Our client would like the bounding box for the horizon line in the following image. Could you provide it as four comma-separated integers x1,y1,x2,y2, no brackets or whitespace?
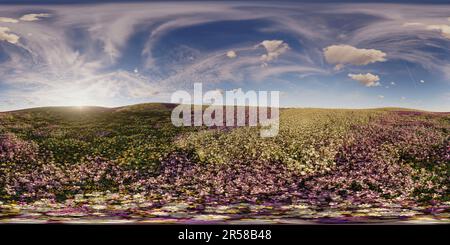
1,102,449,113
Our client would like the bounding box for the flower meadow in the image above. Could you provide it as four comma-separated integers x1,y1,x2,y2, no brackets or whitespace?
0,104,448,223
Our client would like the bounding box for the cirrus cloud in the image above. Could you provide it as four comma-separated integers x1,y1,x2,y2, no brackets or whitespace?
348,73,381,87
0,2,449,112
323,45,387,70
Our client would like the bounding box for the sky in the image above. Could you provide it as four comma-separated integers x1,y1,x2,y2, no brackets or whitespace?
0,1,449,111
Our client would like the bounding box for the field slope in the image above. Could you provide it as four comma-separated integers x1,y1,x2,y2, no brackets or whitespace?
0,104,449,223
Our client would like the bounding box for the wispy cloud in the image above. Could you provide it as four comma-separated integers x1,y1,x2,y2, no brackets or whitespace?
0,2,449,111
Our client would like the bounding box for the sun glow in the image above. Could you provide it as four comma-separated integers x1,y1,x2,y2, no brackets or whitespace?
53,88,98,107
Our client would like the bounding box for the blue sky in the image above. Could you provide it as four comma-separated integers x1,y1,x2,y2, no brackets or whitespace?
0,1,449,111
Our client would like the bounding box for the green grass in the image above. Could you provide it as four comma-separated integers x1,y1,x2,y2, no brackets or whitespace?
0,103,448,203
0,103,196,172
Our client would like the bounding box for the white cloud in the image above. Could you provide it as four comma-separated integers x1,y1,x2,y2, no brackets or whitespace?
378,95,384,99
324,45,386,70
403,22,450,40
0,17,18,23
0,26,19,44
258,40,290,64
20,13,51,22
390,81,396,85
0,2,449,111
426,24,450,39
226,50,237,58
348,73,381,87
420,79,425,83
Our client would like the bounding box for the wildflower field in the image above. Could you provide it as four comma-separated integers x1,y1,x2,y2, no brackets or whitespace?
0,104,448,224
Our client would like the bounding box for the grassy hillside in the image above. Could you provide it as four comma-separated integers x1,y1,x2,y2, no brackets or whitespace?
0,104,448,207
0,104,190,170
